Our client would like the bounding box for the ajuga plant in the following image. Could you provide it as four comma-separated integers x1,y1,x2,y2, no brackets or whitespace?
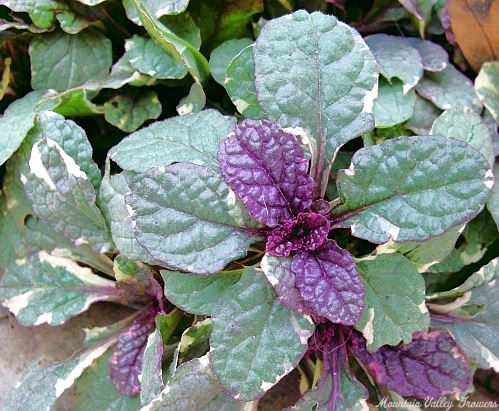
1,0,499,410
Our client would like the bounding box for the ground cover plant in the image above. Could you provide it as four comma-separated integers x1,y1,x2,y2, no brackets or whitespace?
1,0,498,409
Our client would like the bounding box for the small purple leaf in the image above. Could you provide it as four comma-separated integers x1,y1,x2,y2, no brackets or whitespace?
352,331,473,399
218,119,314,227
266,212,330,256
291,240,365,325
110,306,158,396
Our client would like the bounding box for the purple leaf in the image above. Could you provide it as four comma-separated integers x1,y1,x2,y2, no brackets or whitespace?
352,331,473,399
110,306,158,396
266,212,330,256
261,254,312,315
218,119,314,227
291,240,364,325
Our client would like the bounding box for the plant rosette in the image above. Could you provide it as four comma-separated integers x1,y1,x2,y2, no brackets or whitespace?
1,3,498,411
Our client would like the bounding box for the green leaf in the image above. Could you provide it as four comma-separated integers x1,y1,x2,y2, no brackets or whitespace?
487,164,499,230
126,163,260,274
365,33,423,88
124,0,189,25
188,0,263,51
126,0,210,83
145,355,244,411
430,106,494,166
56,10,91,34
475,61,499,124
176,82,206,115
104,91,162,132
376,225,462,273
355,254,429,350
441,258,499,371
161,270,242,315
99,168,154,263
254,10,378,167
23,138,110,253
2,339,115,411
109,110,236,173
0,251,117,326
210,268,314,401
30,29,112,91
405,95,441,135
0,0,65,29
160,13,202,49
156,310,183,343
140,329,164,407
225,44,265,119
0,90,45,166
373,78,416,128
72,348,140,411
416,65,482,113
40,88,100,117
125,35,188,79
74,0,108,4
332,136,494,243
209,38,253,85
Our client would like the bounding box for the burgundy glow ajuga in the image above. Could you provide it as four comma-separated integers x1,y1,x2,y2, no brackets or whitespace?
218,118,473,402
218,118,365,326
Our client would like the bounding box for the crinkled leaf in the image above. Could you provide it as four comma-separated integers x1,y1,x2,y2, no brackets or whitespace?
209,38,253,85
373,78,416,128
254,10,378,166
140,328,164,406
266,212,330,256
416,64,482,112
126,0,209,83
475,61,499,123
291,240,365,325
110,109,236,173
365,33,423,88
376,225,461,273
487,164,499,230
405,95,442,135
442,258,499,371
0,251,117,326
161,270,242,315
261,254,311,315
1,337,114,410
23,138,110,252
124,0,189,25
126,163,260,274
210,268,314,401
352,331,472,399
104,91,162,132
125,35,188,80
225,44,264,119
99,169,154,263
0,90,46,167
30,29,112,91
218,119,314,227
355,254,429,351
332,136,493,243
406,37,448,72
110,307,157,396
144,355,245,411
72,348,140,411
430,106,494,166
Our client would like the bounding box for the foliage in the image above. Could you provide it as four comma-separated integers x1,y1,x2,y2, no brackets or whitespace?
1,0,498,409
